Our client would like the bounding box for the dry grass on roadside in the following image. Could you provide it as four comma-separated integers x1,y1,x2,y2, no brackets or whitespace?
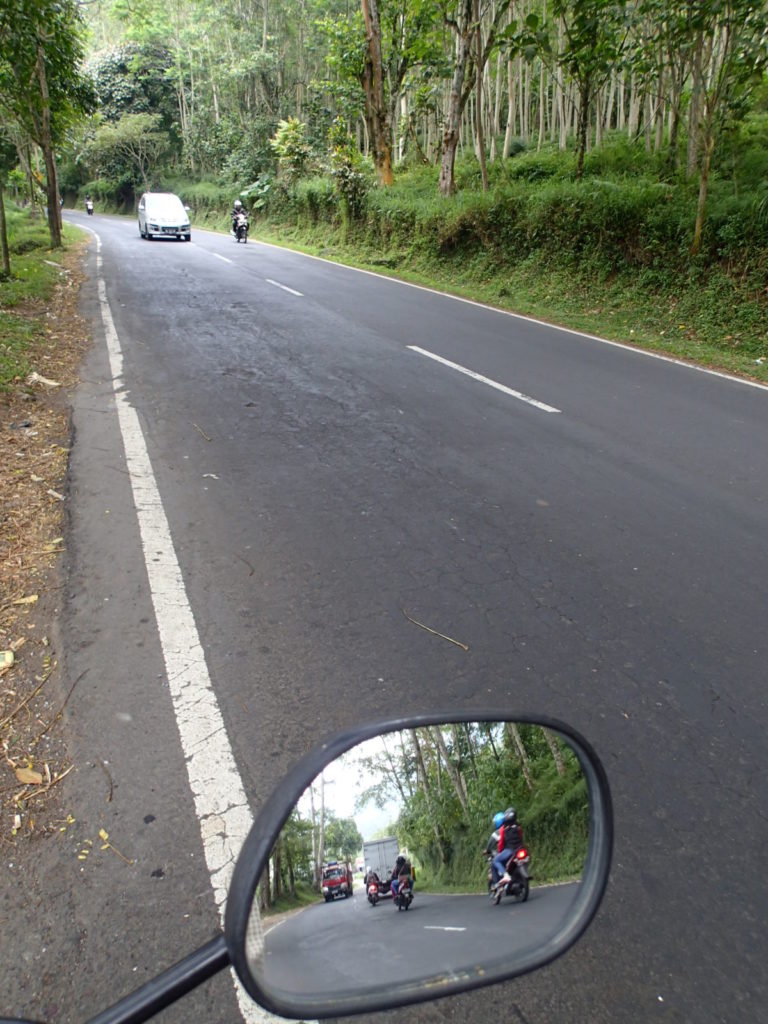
1,241,90,845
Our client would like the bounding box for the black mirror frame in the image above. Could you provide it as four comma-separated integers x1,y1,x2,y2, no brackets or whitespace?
225,712,613,1020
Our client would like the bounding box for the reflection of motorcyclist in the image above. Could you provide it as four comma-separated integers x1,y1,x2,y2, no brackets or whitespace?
489,808,524,886
390,853,414,897
483,822,502,886
364,867,380,887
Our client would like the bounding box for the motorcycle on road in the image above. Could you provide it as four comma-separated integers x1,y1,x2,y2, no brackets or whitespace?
489,846,532,904
233,211,248,242
394,878,414,911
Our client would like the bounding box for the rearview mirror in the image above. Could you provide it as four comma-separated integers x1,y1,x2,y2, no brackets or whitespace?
226,715,612,1019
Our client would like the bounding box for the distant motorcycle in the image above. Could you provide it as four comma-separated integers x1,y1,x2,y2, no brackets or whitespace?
394,879,413,911
85,199,94,216
233,211,248,243
367,880,380,906
489,847,531,904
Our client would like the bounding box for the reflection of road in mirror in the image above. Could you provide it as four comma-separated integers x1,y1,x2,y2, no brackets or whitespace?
254,883,580,999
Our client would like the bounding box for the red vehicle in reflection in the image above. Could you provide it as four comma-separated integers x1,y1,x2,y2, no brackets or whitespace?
321,861,354,902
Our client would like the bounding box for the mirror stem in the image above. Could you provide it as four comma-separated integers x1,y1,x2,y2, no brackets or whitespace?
84,935,229,1024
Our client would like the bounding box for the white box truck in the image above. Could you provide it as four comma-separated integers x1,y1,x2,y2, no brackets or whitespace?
362,837,399,880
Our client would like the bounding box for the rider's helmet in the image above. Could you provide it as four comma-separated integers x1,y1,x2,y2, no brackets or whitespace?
234,199,242,211
503,807,517,825
493,811,505,829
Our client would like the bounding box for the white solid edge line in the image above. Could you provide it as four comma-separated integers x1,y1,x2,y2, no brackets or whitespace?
409,345,561,414
248,237,768,394
265,278,303,296
93,233,298,1024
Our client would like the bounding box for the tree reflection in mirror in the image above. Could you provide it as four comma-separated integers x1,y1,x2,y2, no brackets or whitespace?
244,721,590,1007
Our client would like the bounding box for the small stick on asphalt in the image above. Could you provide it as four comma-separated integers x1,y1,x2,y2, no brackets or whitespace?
402,610,469,651
29,670,86,747
0,678,48,730
193,422,212,442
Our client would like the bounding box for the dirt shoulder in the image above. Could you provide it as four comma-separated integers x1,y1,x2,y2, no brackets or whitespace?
1,240,91,848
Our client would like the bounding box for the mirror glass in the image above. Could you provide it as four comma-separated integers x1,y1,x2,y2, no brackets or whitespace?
242,721,592,1011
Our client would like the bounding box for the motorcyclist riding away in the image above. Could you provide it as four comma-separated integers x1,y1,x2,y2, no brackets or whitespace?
364,866,380,887
389,853,414,897
484,808,524,886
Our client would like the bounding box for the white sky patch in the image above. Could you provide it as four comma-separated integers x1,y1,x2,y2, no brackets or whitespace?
296,734,400,844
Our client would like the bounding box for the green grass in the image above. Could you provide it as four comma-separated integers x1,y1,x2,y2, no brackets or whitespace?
261,881,323,917
0,206,86,392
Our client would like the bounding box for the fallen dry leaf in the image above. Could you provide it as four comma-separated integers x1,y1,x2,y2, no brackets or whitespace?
15,767,44,785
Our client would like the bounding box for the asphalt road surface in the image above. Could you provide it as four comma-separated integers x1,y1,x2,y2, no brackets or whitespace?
4,209,767,1024
258,885,579,1001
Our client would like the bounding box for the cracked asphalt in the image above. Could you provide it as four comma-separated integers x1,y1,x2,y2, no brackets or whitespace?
4,211,767,1024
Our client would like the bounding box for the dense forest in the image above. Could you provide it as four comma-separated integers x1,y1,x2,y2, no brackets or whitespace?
258,722,587,911
1,1,766,357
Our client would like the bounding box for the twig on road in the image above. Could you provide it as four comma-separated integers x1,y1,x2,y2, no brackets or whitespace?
402,609,469,651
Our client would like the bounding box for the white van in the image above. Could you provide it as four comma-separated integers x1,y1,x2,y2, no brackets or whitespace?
137,192,191,241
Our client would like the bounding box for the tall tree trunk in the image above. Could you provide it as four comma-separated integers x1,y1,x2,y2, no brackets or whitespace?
538,61,546,150
411,731,449,864
617,69,626,131
317,774,326,880
506,723,533,790
687,31,705,179
34,44,61,248
361,0,394,185
286,843,296,897
309,783,320,888
627,72,640,138
691,131,715,255
492,49,503,159
430,727,469,812
474,0,488,190
382,736,411,800
575,75,591,179
503,54,517,157
273,844,282,901
259,857,270,910
439,6,473,195
0,184,11,279
542,727,566,776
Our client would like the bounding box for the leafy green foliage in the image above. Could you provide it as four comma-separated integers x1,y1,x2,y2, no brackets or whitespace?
324,816,364,861
328,117,370,220
87,112,170,189
270,117,313,183
88,44,177,127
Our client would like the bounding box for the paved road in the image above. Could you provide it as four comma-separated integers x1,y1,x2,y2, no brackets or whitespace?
259,885,580,1001
4,209,767,1024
